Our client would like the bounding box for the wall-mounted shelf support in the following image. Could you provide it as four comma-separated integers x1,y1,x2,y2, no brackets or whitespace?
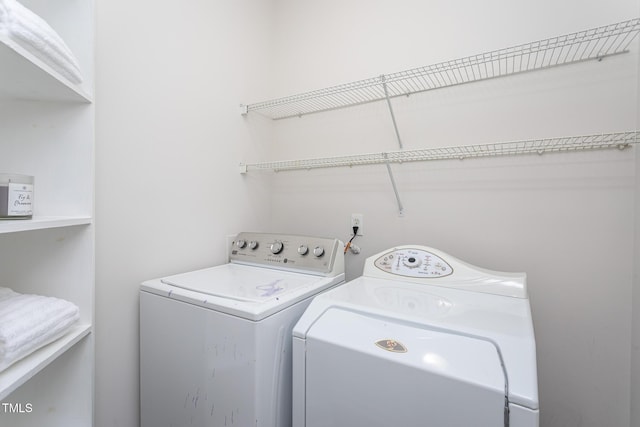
381,75,404,150
382,74,405,213
383,153,405,216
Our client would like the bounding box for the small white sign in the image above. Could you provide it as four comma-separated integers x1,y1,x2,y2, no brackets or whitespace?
8,182,33,216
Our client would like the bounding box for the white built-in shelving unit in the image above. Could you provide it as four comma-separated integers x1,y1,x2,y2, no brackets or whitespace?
0,0,94,425
240,18,640,213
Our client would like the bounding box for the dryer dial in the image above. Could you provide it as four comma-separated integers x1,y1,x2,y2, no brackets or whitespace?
403,256,422,269
313,246,325,257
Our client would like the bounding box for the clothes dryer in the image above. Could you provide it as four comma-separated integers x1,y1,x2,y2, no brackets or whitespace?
140,232,345,427
292,245,538,427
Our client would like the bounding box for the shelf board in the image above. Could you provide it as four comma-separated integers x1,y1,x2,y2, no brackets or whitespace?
240,131,640,173
0,216,92,234
242,18,640,120
0,36,92,103
0,324,91,400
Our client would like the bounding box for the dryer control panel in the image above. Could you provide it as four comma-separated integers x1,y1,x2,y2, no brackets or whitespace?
230,232,344,277
374,248,453,278
364,245,527,298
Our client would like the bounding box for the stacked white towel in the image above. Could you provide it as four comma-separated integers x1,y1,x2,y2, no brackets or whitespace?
0,2,7,30
0,286,79,373
0,0,83,84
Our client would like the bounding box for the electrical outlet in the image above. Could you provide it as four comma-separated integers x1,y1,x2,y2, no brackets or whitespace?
351,214,363,236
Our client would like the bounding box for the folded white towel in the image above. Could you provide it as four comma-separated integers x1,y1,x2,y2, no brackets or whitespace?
0,287,80,372
1,0,83,84
9,0,79,63
0,0,10,34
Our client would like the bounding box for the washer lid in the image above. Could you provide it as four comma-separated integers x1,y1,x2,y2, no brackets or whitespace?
141,263,344,320
161,264,320,302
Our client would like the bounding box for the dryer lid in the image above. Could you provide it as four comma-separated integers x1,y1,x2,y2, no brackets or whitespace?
293,276,539,410
303,307,509,427
306,307,507,395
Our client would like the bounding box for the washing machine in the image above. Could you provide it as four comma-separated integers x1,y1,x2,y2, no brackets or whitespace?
292,245,539,427
140,232,345,427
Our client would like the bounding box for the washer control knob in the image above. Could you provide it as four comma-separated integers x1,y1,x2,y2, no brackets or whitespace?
298,245,309,256
270,241,284,254
248,241,259,250
236,239,247,249
313,246,325,257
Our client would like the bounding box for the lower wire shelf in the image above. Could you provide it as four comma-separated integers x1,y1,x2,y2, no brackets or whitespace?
240,131,639,173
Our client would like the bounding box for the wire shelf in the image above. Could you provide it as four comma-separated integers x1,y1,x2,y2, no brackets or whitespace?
240,132,639,173
242,18,640,120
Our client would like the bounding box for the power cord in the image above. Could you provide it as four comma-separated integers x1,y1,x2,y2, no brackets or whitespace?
344,226,359,254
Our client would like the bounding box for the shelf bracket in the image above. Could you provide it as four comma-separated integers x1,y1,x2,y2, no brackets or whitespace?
381,75,403,150
383,153,404,216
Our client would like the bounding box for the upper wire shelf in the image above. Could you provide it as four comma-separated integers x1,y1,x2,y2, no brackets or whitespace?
241,18,640,120
239,132,639,173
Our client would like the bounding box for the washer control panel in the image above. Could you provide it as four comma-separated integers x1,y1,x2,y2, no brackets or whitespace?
230,232,343,276
373,248,453,278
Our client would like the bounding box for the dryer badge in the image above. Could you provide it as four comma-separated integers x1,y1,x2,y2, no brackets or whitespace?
375,339,407,353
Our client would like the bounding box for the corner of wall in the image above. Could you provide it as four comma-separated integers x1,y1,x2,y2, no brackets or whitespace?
632,22,640,427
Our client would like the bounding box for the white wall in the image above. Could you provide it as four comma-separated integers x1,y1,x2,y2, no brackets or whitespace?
261,1,639,426
94,1,275,426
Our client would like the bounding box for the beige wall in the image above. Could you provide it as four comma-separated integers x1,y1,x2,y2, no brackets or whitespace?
94,1,275,425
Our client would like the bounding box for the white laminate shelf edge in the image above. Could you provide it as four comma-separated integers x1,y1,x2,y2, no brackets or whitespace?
0,217,93,234
241,18,640,120
0,324,92,400
0,36,92,103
